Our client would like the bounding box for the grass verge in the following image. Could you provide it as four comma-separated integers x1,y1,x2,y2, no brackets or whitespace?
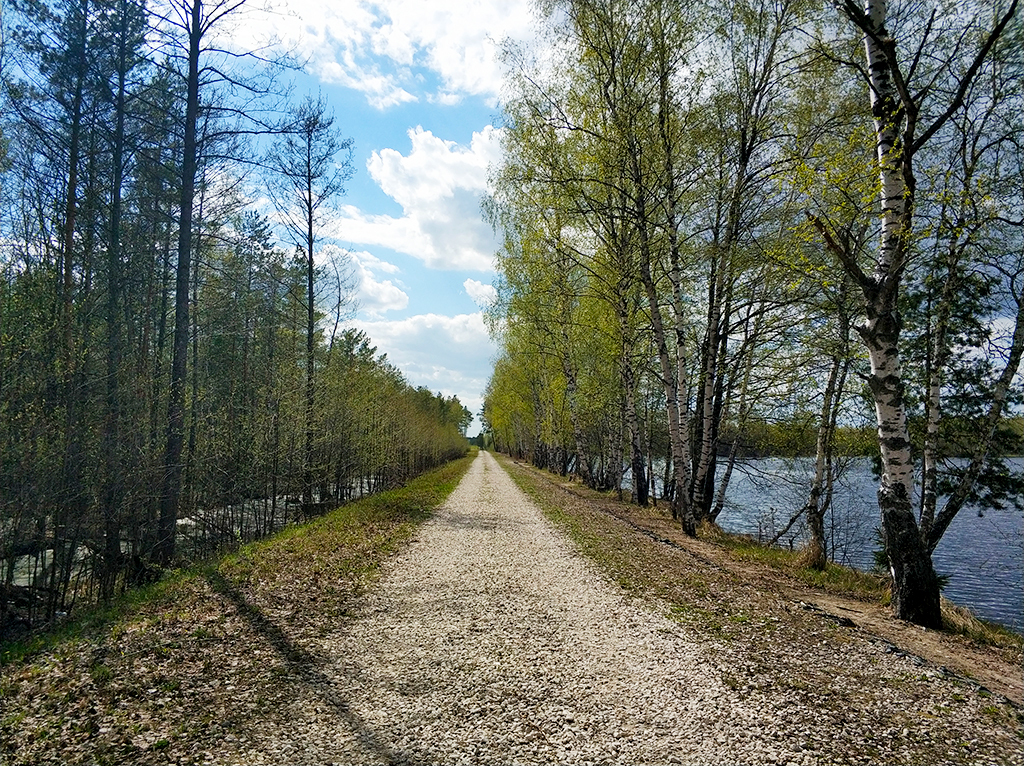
697,521,1022,650
2,450,475,667
498,454,1021,652
493,453,744,632
496,454,1024,766
695,520,889,602
217,448,475,591
2,451,475,766
940,597,1024,649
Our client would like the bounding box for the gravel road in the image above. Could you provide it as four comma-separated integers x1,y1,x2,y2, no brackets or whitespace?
236,450,1022,765
240,450,760,764
3,451,1018,765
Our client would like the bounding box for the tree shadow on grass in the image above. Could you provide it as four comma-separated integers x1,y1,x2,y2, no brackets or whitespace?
205,570,403,763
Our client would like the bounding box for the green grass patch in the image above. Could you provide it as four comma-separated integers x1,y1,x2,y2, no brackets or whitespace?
1,568,198,667
218,450,474,592
667,603,725,634
699,521,1022,650
697,521,889,602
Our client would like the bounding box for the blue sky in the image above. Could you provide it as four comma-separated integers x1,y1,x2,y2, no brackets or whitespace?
235,0,540,435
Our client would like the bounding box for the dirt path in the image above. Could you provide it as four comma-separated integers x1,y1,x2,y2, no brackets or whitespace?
234,450,753,763
230,451,1022,765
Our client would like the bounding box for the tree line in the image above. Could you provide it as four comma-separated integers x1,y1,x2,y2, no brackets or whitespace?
482,0,1022,627
0,0,471,638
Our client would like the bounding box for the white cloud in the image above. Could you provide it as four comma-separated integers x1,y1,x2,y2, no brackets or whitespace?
429,91,464,106
368,126,501,208
464,278,497,307
355,250,401,275
217,2,414,108
332,126,502,271
333,204,430,258
351,250,408,315
318,61,418,110
353,312,496,433
238,0,535,109
358,312,493,367
374,0,535,102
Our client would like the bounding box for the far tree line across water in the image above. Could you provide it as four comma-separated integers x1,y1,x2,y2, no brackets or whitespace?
719,417,1024,461
483,0,1023,629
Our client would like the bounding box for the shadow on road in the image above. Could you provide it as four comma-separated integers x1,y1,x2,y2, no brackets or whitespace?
205,570,403,763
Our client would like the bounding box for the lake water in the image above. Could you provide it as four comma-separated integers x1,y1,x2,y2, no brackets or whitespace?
713,457,1023,633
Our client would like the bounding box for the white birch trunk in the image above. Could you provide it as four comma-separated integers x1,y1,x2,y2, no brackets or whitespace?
632,136,695,529
672,281,694,526
853,0,940,627
639,251,695,532
693,128,748,518
652,32,696,534
692,248,727,516
803,353,844,570
619,316,649,507
862,0,914,497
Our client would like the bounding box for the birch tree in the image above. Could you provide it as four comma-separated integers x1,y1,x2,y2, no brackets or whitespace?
818,0,1020,626
558,0,698,519
494,23,645,497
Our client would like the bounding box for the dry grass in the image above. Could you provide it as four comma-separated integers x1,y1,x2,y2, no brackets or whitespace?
696,520,890,603
941,596,1024,650
0,452,476,766
504,458,1021,653
700,522,1021,650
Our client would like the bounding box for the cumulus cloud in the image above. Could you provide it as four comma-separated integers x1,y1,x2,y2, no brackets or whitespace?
350,251,408,315
332,205,429,257
235,0,535,109
429,91,464,106
332,126,502,271
353,312,496,432
358,312,492,368
368,126,502,209
370,0,535,102
318,61,418,110
464,278,497,307
355,251,401,275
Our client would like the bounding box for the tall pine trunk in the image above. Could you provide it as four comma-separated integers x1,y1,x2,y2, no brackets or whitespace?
304,224,315,508
156,0,201,566
100,19,130,598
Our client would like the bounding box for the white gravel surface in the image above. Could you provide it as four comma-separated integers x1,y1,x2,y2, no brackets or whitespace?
240,450,759,764
234,451,1022,766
